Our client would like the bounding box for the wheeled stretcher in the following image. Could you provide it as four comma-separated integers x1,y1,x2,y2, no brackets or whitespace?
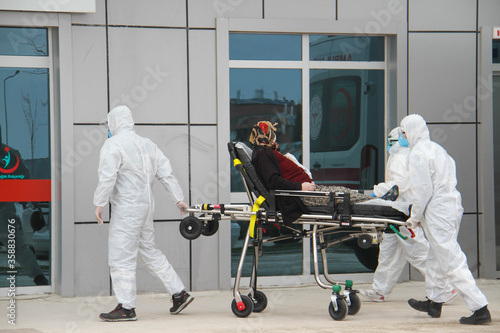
179,142,412,320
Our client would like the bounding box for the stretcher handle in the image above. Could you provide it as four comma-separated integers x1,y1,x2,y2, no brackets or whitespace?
389,224,408,240
249,196,266,238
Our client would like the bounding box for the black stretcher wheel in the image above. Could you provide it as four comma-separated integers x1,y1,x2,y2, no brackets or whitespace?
347,293,361,315
328,298,348,321
231,295,254,318
202,218,219,236
357,234,373,249
179,216,203,240
250,290,268,313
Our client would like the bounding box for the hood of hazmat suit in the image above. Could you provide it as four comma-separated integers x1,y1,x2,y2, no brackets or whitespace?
400,114,463,224
373,127,411,201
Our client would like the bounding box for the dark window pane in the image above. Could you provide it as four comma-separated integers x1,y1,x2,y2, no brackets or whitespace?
310,35,384,62
493,75,500,271
310,69,384,190
230,34,302,60
0,67,51,287
0,27,48,56
493,40,500,64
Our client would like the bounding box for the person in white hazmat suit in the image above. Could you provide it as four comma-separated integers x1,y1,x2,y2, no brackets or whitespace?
93,105,193,322
360,128,455,302
401,114,491,325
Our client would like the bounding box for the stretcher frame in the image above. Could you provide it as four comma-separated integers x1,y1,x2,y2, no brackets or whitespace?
179,142,409,320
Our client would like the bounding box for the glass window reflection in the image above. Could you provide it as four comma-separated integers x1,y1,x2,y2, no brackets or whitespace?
230,34,302,61
0,67,51,287
230,68,302,192
230,68,303,277
310,35,384,62
309,69,384,190
0,27,48,56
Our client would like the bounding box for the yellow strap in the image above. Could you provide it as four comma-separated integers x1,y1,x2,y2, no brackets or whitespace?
249,196,266,238
233,159,242,167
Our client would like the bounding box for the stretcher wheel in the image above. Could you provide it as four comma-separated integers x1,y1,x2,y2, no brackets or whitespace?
202,219,219,236
179,216,203,240
357,234,373,249
231,295,254,318
328,298,348,321
347,293,361,315
249,290,268,313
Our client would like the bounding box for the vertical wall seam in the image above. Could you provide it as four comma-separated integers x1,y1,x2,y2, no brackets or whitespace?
186,0,193,291
406,0,410,116
475,0,481,277
104,0,113,296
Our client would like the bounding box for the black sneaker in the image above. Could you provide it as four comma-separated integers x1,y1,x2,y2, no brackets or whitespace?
459,305,492,325
408,298,442,318
381,185,399,201
170,290,194,314
99,304,137,322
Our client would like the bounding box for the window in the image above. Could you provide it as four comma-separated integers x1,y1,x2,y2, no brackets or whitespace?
229,33,387,277
0,27,52,288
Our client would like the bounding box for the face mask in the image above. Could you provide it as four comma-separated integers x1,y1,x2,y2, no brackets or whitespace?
398,134,409,147
104,121,112,138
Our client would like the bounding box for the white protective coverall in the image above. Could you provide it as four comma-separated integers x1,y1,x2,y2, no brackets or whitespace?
370,128,432,298
401,114,488,310
93,105,185,310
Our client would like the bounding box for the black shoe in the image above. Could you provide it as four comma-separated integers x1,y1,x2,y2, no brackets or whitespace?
170,290,194,314
459,305,492,325
99,304,137,322
408,298,442,318
34,274,49,286
381,185,399,201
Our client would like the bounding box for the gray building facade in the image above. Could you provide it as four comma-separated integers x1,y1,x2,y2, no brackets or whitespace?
0,0,499,298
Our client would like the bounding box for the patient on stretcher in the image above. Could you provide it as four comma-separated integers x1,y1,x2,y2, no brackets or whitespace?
247,121,399,223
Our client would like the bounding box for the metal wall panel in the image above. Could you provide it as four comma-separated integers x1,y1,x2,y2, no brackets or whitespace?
107,0,186,27
427,123,477,214
338,0,406,23
478,0,500,26
71,0,106,25
108,27,188,124
72,26,108,124
189,30,217,124
265,0,335,20
73,125,108,223
74,224,110,296
188,0,262,29
408,33,476,123
135,125,190,220
409,0,476,31
190,126,220,290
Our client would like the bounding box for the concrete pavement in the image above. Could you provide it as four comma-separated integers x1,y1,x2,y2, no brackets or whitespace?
1,280,499,333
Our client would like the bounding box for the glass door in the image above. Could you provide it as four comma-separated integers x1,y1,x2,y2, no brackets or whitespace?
0,27,52,289
494,73,500,273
